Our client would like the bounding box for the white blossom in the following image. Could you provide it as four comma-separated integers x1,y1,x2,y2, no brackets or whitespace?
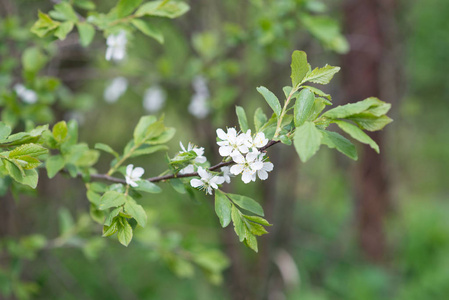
125,164,144,187
216,128,252,157
103,77,128,103
143,86,166,113
188,75,210,119
252,132,269,149
252,153,274,181
221,166,233,183
230,151,264,184
105,30,127,62
179,164,195,175
190,167,225,195
14,84,38,104
179,142,207,164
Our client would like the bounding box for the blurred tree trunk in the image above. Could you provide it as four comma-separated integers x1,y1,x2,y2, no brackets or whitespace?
342,0,397,262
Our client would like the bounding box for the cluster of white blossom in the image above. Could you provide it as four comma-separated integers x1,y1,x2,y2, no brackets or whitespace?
103,77,128,103
14,84,38,104
190,167,225,195
216,128,273,184
105,30,127,62
188,76,210,119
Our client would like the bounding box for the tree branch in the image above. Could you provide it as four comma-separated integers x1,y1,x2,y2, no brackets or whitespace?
89,140,281,184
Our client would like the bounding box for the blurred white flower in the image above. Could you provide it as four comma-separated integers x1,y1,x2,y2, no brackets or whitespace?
125,164,144,187
188,75,210,119
230,151,263,184
104,77,128,103
179,164,195,174
143,86,166,113
252,132,269,149
105,30,127,62
14,84,38,104
190,167,225,195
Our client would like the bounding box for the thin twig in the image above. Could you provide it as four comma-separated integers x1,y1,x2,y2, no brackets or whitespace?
88,140,281,184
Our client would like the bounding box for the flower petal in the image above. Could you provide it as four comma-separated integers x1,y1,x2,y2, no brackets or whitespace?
217,128,227,140
132,167,145,178
190,178,203,188
230,164,244,175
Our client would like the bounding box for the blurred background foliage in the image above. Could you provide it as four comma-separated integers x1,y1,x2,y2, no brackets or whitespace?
0,0,448,299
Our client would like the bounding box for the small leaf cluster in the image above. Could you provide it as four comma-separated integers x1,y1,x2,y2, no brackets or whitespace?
0,122,48,189
215,190,271,252
31,0,190,45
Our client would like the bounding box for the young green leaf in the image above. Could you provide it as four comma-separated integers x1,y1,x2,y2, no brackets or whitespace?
304,65,340,85
0,122,11,140
303,86,331,100
52,2,78,22
53,121,68,143
231,205,245,242
246,221,268,236
293,121,322,162
347,114,393,131
215,190,232,228
99,191,127,210
290,50,309,87
131,19,164,44
76,23,95,47
46,155,65,178
254,107,268,132
54,21,74,40
117,218,133,247
294,89,315,127
320,130,358,160
134,180,162,193
116,0,143,18
9,143,48,158
235,106,249,133
244,231,258,252
323,97,386,119
135,1,190,18
227,194,264,216
124,197,147,227
243,215,272,226
256,86,282,117
104,207,121,227
95,143,119,158
103,219,119,237
334,120,379,153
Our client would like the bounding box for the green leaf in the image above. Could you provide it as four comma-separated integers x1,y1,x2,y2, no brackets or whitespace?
215,190,232,228
304,65,340,85
246,221,268,236
22,47,48,73
323,97,387,119
320,130,358,160
0,122,12,140
347,114,393,131
46,155,65,178
54,21,74,40
53,121,68,143
231,205,245,242
170,178,186,194
95,143,119,158
129,145,168,158
4,160,39,188
235,106,249,133
133,116,165,144
86,190,101,206
146,127,175,145
243,215,272,226
136,1,190,18
294,88,315,127
227,194,264,216
99,191,126,210
308,98,327,121
117,218,133,246
103,219,119,237
293,121,322,162
334,120,379,153
290,50,309,87
134,180,162,193
116,0,143,17
244,232,258,252
76,22,95,47
9,143,48,158
254,108,268,132
131,19,164,43
31,11,60,38
52,2,78,22
303,86,331,100
104,207,121,226
74,0,96,10
124,197,147,227
256,86,282,117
